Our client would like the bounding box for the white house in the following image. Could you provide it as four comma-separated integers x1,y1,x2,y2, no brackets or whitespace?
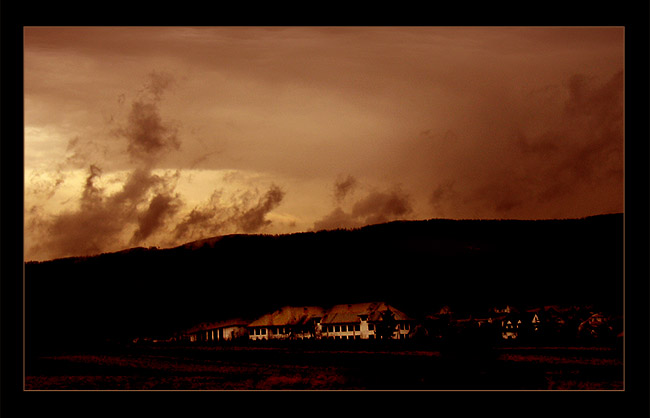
320,302,413,340
247,306,326,341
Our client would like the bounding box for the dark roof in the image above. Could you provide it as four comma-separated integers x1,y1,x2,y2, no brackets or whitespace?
248,306,325,327
184,318,251,334
320,302,412,324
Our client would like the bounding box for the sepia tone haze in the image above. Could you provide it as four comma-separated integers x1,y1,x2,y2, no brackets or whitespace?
23,26,624,261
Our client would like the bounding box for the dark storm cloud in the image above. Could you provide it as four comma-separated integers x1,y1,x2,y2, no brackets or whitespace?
171,198,225,243
351,188,412,225
25,72,189,260
113,168,167,204
111,71,180,164
427,70,624,218
57,71,179,171
81,164,103,205
234,185,285,233
312,207,359,231
171,184,286,243
333,175,358,204
526,70,623,204
28,165,137,259
119,100,180,162
24,28,624,260
131,192,182,245
25,67,293,260
314,183,413,231
26,165,185,260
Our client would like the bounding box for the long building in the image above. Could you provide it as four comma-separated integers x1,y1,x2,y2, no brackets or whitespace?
320,302,413,340
182,318,251,343
247,306,325,341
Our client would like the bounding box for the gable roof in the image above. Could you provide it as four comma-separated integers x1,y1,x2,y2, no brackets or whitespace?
320,302,412,324
248,306,326,327
184,318,251,334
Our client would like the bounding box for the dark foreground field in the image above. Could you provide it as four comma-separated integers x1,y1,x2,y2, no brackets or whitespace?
25,343,623,391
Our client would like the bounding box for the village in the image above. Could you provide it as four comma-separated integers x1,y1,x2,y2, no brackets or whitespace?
137,301,623,347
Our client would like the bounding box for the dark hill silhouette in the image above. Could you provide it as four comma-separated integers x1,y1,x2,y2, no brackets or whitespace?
24,214,623,355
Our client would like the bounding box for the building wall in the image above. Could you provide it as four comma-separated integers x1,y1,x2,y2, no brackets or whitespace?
321,319,412,340
249,327,269,340
322,318,375,340
187,325,247,342
396,322,411,339
249,324,321,340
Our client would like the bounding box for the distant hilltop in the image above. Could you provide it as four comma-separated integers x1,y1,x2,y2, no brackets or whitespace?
26,213,623,263
24,214,623,354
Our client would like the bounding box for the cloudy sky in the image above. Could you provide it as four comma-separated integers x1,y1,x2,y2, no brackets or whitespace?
24,26,624,261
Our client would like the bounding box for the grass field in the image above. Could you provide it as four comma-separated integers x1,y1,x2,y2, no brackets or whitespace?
24,343,623,391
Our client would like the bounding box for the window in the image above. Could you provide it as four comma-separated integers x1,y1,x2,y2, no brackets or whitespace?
342,325,347,332
354,325,360,332
262,328,267,335
335,325,340,333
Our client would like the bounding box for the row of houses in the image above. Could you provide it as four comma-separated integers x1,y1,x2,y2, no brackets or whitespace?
420,304,621,342
175,302,412,344
162,302,620,345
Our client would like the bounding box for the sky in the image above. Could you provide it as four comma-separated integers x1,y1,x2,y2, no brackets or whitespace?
24,26,625,261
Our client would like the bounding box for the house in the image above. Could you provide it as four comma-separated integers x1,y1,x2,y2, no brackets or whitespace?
183,318,251,343
499,310,552,340
523,308,544,333
578,312,614,339
501,314,523,340
319,302,413,340
247,306,326,341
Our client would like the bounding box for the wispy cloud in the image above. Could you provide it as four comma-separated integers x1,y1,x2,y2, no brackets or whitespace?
314,178,412,231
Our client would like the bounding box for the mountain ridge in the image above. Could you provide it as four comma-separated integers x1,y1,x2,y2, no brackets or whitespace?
26,213,623,264
24,213,624,354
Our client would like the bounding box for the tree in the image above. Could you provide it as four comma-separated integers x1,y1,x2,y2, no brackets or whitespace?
374,308,397,340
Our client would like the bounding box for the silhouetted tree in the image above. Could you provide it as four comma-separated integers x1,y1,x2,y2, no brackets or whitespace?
374,308,397,340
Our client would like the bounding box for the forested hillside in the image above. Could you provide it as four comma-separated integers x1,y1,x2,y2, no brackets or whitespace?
25,214,623,354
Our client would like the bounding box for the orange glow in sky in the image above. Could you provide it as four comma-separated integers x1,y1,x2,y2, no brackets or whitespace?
24,27,624,261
